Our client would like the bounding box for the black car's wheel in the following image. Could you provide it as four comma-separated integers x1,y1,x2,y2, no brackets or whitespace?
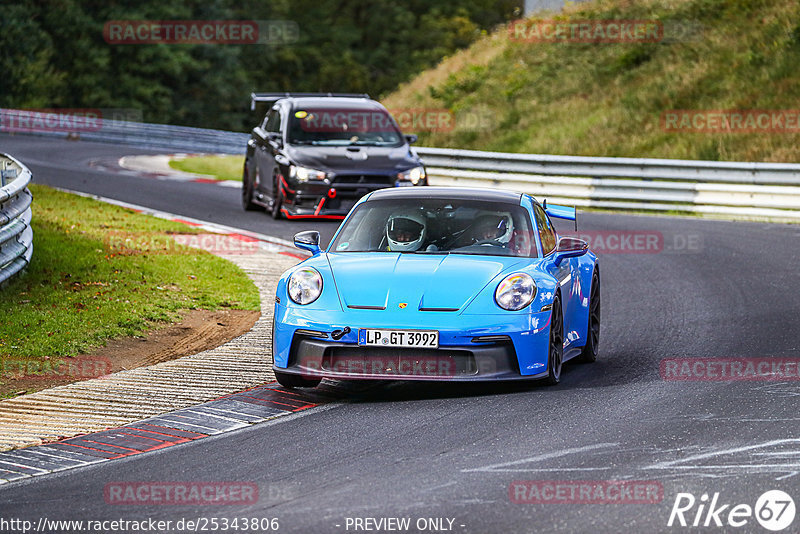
270,175,283,219
578,269,600,363
274,369,321,389
545,294,563,385
242,164,259,211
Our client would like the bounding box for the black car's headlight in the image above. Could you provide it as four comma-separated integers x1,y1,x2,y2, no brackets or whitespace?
288,267,323,305
397,166,426,185
495,273,536,311
290,165,327,182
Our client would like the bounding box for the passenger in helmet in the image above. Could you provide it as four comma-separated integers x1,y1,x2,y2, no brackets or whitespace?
472,214,510,244
386,212,426,252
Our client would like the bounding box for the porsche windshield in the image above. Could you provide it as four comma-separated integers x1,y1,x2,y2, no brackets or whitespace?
330,198,538,257
288,107,404,146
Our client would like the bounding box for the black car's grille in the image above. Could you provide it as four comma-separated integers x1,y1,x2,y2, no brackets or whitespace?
332,174,395,185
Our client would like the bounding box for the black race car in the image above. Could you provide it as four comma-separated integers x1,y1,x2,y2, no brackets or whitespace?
243,93,427,219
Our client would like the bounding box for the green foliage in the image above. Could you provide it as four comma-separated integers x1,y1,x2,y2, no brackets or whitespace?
385,0,800,162
0,0,519,131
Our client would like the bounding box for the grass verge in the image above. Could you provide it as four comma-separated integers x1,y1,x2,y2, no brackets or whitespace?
0,185,259,386
169,155,244,181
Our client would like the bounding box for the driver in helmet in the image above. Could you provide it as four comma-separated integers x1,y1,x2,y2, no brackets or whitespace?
386,211,426,252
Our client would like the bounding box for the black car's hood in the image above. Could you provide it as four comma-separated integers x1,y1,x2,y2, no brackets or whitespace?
285,144,420,174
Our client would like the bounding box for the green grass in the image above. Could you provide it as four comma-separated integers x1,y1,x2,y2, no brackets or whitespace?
383,0,800,162
169,155,244,181
0,185,259,369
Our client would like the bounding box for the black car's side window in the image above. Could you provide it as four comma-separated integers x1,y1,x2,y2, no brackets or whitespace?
265,107,282,134
533,204,557,255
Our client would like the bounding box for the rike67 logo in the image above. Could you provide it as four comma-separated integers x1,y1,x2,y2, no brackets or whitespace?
668,490,795,531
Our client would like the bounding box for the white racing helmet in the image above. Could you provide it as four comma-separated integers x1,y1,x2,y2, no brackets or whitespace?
473,213,513,244
386,211,426,252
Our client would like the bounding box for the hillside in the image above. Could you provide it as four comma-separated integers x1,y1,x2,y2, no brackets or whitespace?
382,0,800,162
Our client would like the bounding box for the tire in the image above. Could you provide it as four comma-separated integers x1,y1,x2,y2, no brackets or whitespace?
578,269,600,363
274,369,321,389
544,294,563,385
270,175,283,219
242,164,259,211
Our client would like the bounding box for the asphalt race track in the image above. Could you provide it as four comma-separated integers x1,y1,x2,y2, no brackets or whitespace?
1,133,799,533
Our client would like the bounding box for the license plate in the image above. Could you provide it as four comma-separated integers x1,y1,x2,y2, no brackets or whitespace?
359,329,439,348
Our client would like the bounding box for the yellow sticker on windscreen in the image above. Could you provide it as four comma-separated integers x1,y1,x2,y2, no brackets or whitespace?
295,111,308,118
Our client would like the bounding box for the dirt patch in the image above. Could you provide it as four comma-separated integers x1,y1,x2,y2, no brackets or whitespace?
1,309,260,398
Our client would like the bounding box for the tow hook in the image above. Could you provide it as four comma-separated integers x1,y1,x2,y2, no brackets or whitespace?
331,326,351,340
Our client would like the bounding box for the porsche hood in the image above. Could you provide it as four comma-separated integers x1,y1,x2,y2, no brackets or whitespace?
326,253,524,312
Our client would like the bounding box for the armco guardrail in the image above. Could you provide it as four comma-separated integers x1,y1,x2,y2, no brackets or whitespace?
0,108,247,154
0,154,33,284
2,107,799,219
415,147,800,220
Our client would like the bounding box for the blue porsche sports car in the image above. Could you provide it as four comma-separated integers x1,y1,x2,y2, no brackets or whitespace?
271,187,600,388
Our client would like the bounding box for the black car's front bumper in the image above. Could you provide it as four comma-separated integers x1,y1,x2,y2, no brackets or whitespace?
279,173,426,219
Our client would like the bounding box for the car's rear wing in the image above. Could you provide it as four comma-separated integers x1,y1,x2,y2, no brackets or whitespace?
250,92,371,110
543,201,578,230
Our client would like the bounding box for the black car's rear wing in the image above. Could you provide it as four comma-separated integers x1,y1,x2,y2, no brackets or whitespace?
250,92,371,110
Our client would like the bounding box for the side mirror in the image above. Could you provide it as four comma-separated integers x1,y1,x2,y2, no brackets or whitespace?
252,127,267,141
405,134,418,145
553,237,588,267
294,230,321,255
267,132,283,148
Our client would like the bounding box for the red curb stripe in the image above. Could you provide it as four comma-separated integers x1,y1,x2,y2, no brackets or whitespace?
132,423,208,440
236,395,307,410
80,439,141,453
58,442,126,458
119,428,191,443
171,218,203,227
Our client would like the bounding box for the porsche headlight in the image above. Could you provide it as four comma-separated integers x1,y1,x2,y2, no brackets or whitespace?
397,166,426,185
495,273,536,311
288,267,323,305
290,165,327,182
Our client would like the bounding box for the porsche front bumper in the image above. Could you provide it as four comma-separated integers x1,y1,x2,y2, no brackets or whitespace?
272,305,553,382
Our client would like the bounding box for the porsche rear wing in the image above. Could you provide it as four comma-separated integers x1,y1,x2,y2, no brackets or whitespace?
543,201,578,230
250,92,371,110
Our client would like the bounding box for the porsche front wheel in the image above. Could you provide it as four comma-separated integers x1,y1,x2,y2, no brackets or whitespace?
578,269,600,363
274,370,321,389
545,294,563,386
